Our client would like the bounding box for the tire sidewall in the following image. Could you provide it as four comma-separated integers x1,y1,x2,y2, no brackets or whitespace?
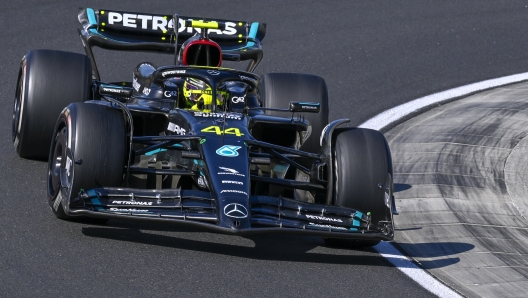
333,128,392,225
13,50,92,160
47,103,126,219
13,57,28,154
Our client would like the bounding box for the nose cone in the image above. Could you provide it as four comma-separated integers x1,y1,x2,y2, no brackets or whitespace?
219,198,251,230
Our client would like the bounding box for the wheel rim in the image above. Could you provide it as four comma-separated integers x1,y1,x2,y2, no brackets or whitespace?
48,127,67,199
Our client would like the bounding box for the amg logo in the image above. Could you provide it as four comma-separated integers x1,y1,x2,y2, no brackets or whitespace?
107,12,237,35
167,123,186,135
112,200,153,206
305,214,343,223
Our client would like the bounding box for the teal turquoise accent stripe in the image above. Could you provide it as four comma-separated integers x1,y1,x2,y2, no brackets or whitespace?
145,144,182,155
86,8,97,25
87,189,103,210
86,8,98,34
146,148,167,156
90,198,103,211
247,22,259,47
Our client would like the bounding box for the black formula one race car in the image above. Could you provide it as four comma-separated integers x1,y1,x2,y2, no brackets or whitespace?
12,8,396,247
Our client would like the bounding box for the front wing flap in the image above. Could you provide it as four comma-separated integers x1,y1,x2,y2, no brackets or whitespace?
68,187,393,241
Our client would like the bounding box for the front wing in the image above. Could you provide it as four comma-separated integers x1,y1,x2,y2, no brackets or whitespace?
67,187,394,241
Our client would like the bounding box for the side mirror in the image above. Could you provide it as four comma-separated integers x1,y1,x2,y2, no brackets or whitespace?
289,101,320,113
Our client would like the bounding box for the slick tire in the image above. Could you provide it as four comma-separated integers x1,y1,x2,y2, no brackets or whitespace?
324,128,393,248
47,103,126,220
12,50,92,160
259,73,329,161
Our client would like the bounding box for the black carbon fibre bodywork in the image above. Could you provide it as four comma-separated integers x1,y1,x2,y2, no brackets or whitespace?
45,8,394,241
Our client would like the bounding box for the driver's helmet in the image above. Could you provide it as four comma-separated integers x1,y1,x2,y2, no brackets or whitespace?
183,78,225,111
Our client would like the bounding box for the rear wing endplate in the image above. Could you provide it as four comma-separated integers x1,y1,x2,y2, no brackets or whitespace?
78,8,266,80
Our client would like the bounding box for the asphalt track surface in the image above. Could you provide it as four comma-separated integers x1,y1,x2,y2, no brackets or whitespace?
2,1,528,297
384,81,528,297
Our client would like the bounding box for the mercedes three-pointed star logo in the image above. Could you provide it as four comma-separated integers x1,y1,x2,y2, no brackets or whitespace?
224,203,248,218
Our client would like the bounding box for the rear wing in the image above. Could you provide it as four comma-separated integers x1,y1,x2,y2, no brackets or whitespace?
78,8,266,80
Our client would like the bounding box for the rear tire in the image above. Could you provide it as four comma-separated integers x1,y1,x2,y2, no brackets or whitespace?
12,50,92,160
324,128,393,248
259,73,329,201
47,103,126,220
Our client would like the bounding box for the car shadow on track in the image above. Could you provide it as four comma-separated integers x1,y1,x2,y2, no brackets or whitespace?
80,222,471,269
394,183,412,192
393,241,474,269
81,225,392,266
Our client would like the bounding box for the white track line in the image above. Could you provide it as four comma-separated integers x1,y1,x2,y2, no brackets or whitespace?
359,72,528,131
374,242,463,298
360,72,528,297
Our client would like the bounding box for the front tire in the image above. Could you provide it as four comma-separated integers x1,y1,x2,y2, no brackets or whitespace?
12,50,92,160
47,103,126,220
325,128,393,248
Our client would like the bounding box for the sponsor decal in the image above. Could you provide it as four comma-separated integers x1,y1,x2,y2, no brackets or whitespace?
187,80,205,89
106,12,238,35
161,69,186,77
216,145,241,157
167,123,186,135
53,191,62,211
132,78,140,91
164,90,178,97
201,126,244,137
305,214,343,223
308,223,347,230
109,208,149,213
193,112,242,120
222,180,243,185
207,70,220,75
221,189,248,195
223,203,248,218
231,96,245,103
301,105,318,110
218,167,245,177
142,87,151,96
102,87,128,94
66,156,73,177
239,75,257,84
111,200,153,206
197,176,208,188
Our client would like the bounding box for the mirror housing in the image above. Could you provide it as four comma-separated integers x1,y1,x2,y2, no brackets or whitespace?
289,102,320,113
